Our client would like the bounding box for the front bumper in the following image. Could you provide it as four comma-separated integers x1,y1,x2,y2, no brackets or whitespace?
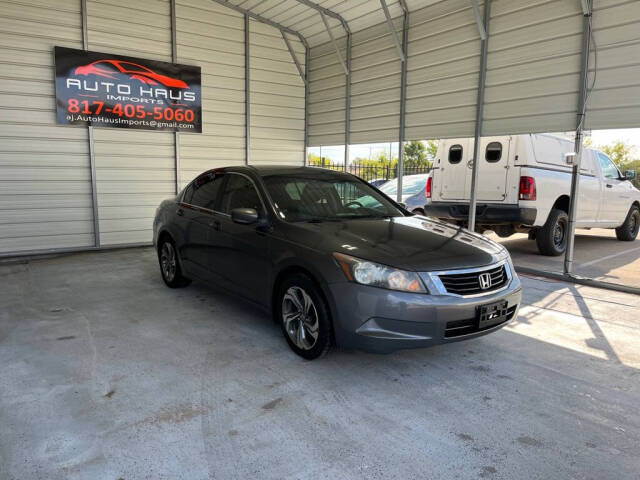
425,202,536,225
327,274,522,354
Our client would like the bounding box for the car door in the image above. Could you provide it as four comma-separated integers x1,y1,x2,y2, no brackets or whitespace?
180,171,225,280
213,173,272,305
596,152,630,225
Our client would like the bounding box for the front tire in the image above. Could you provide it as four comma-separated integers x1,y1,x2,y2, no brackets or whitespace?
276,274,331,360
158,237,191,288
615,205,640,241
536,208,569,256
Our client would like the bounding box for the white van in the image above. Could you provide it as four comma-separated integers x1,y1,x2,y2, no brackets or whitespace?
425,134,640,256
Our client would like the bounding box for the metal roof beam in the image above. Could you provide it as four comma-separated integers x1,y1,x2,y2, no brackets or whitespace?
281,31,307,86
209,0,309,48
470,0,487,40
293,0,350,33
380,0,405,62
320,11,348,76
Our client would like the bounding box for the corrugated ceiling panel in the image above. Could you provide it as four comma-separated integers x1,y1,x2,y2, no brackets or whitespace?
404,0,481,140
585,0,640,130
0,0,94,254
176,0,246,187
349,17,403,144
250,20,305,165
88,0,175,246
482,0,582,135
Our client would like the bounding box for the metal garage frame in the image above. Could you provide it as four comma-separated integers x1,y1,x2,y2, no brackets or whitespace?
1,0,638,295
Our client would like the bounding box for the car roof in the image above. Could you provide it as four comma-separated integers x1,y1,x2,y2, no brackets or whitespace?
209,165,356,179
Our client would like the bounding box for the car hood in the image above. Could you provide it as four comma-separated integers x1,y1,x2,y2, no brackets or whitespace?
286,216,507,271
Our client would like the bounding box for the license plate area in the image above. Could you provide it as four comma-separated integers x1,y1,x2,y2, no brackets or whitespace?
477,300,509,329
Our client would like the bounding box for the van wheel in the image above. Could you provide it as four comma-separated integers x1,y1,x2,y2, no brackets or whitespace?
615,205,640,241
536,209,568,256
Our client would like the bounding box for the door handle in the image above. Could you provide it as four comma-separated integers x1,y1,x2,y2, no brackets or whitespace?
606,184,613,188
210,220,221,231
176,207,184,216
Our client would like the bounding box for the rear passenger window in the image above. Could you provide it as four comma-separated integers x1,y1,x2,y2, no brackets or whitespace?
448,144,463,164
486,142,502,162
191,173,224,210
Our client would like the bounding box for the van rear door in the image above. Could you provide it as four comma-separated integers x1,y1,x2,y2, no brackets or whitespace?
438,139,472,200
473,137,511,201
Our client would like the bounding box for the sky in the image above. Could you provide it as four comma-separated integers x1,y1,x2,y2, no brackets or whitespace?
309,129,640,164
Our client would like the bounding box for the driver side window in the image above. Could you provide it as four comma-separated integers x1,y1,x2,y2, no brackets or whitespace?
220,174,263,214
598,153,620,180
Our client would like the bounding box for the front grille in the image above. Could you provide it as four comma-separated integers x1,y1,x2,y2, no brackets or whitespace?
445,304,517,338
438,264,508,296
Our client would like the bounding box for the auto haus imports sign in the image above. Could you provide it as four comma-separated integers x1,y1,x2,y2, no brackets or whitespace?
54,47,202,132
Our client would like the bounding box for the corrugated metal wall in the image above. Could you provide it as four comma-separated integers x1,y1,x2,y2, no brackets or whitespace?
86,0,176,246
249,20,305,165
308,38,347,147
0,0,94,254
175,0,246,188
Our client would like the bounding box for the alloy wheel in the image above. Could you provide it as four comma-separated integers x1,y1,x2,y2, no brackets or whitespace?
282,286,319,350
160,242,177,283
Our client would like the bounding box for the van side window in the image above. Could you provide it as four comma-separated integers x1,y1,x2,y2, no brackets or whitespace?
448,144,463,164
486,142,502,162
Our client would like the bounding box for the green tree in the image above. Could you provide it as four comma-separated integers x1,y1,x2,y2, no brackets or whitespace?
403,140,438,167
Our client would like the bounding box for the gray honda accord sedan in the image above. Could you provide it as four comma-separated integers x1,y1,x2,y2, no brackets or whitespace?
153,166,522,360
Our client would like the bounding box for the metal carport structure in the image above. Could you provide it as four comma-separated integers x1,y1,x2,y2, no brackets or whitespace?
208,0,640,291
1,0,640,292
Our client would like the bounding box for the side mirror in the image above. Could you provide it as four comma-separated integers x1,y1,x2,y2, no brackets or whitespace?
231,207,259,225
624,170,637,180
565,152,577,165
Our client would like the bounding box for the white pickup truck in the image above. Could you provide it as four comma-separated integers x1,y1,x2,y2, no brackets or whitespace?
424,134,640,256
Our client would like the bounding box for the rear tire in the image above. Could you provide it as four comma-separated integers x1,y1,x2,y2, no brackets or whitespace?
276,274,331,360
158,237,191,288
615,205,640,241
536,208,568,256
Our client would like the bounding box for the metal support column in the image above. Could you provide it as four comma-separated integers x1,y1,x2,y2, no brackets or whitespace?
304,45,310,165
468,0,491,232
245,13,250,165
396,1,409,203
344,31,351,172
564,0,593,274
81,0,100,248
170,0,180,193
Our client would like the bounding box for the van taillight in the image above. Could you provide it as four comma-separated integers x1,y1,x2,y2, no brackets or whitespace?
426,176,432,199
519,176,536,200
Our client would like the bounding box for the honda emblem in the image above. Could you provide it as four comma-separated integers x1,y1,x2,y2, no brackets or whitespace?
478,272,492,290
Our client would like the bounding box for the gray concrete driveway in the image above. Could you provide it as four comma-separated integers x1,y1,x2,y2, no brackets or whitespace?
1,248,639,480
489,228,640,289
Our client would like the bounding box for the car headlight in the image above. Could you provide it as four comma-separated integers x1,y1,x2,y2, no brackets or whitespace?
333,252,427,293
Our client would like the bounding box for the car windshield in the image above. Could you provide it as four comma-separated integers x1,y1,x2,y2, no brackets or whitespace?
380,176,428,196
263,174,403,222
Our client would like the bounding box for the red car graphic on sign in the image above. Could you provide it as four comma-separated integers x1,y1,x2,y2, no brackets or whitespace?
74,60,189,88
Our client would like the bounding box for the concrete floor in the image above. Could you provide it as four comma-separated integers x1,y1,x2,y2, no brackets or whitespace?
489,228,640,289
1,248,639,480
